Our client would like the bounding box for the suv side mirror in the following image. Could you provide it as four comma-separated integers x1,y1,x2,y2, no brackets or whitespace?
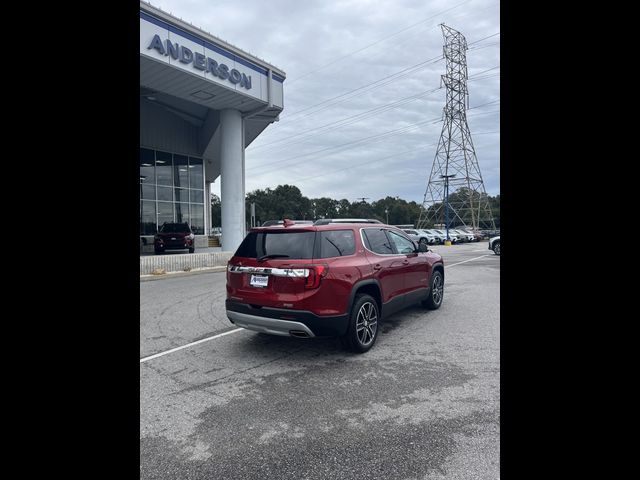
418,242,429,252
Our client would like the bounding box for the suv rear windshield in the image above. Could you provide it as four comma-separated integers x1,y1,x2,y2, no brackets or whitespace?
235,231,316,259
159,223,191,233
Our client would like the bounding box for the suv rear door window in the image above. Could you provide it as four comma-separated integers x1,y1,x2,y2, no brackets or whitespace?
317,230,355,258
387,231,416,254
235,231,315,259
362,228,395,255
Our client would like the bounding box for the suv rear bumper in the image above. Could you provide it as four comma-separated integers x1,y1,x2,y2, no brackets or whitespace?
226,300,349,338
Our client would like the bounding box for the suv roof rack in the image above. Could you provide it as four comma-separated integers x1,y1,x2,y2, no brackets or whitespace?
313,218,383,225
261,220,314,227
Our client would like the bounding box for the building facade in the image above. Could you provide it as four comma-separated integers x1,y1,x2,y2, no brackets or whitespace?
139,1,285,251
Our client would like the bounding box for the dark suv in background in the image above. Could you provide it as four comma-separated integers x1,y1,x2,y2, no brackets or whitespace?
226,222,445,353
154,222,195,254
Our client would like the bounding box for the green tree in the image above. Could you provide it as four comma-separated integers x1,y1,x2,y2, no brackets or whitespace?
309,197,339,219
240,184,498,229
336,199,351,217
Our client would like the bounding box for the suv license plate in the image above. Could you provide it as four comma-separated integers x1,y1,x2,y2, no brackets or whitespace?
250,274,269,288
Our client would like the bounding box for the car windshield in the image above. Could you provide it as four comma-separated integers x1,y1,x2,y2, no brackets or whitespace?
160,223,190,233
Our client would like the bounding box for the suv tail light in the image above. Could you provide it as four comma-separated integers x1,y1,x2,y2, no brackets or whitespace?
305,265,328,289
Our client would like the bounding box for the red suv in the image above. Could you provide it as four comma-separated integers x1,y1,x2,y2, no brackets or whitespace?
226,222,445,353
154,222,195,254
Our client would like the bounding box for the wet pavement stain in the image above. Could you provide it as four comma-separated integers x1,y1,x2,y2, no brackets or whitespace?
141,355,485,480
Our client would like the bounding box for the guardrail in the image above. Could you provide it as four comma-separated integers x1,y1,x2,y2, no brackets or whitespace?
140,251,234,275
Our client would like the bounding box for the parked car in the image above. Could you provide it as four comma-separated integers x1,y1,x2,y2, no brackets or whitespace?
453,229,475,242
402,229,436,245
226,222,445,353
422,229,445,244
417,229,438,244
489,236,500,255
154,222,195,254
449,229,465,242
434,229,458,243
459,228,483,242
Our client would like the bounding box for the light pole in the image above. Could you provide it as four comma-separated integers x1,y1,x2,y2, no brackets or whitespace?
441,174,456,245
385,207,389,225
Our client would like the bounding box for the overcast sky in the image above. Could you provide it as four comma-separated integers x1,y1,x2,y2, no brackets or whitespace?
151,0,499,203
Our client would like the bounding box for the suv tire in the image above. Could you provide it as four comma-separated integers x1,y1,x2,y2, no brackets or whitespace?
493,241,500,255
341,294,379,353
422,270,444,310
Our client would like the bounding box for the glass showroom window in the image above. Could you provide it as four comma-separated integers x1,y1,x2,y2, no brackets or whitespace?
140,148,205,234
140,148,156,235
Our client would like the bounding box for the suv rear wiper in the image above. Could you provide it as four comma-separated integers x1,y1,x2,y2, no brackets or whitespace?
257,254,290,262
324,237,343,256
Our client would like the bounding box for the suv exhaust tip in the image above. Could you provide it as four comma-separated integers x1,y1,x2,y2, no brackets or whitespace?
289,330,310,338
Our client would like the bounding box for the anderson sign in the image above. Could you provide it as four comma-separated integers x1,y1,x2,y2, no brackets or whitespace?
147,34,252,90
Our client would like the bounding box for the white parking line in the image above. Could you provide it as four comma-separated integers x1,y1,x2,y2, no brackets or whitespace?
447,254,491,267
141,253,494,364
140,328,243,363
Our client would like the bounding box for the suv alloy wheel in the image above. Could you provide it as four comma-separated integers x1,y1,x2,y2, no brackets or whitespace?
341,294,379,353
422,270,443,309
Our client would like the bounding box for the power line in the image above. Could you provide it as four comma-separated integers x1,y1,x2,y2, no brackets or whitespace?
250,67,499,155
284,55,444,119
285,0,475,86
250,86,443,152
292,145,436,183
266,31,499,126
252,95,499,157
251,108,499,175
287,129,499,185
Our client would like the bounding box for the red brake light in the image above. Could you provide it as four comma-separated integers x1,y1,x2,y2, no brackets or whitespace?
304,265,328,289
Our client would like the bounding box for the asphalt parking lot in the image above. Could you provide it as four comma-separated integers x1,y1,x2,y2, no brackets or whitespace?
140,241,500,479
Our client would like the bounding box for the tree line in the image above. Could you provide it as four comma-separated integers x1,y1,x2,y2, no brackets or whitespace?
210,184,499,229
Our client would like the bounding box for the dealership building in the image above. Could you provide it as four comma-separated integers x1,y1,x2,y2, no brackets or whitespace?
139,1,285,251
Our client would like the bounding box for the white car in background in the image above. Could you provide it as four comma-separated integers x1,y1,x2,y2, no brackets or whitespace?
489,236,500,255
454,229,475,242
434,229,459,243
418,229,442,244
402,229,436,246
424,229,446,244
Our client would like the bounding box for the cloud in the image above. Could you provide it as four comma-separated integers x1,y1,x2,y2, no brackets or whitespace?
150,0,500,202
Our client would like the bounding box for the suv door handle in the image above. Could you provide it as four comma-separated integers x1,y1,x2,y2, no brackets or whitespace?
373,264,382,270
403,260,409,265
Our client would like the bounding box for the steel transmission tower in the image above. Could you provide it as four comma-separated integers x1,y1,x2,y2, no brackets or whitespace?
416,24,495,232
